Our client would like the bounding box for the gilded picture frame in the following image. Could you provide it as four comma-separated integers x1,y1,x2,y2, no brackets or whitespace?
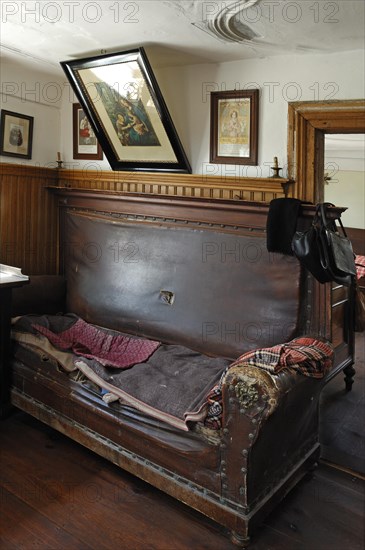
62,48,191,173
210,89,259,166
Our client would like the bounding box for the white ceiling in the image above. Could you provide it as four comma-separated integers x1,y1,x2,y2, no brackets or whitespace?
0,0,364,76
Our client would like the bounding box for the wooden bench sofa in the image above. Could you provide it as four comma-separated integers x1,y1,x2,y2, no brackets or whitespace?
5,190,355,546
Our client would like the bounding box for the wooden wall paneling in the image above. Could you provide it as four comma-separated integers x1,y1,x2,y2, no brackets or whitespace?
0,164,59,275
346,228,365,256
1,162,293,276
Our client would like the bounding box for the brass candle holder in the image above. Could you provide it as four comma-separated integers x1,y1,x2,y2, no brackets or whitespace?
56,152,63,169
270,156,282,178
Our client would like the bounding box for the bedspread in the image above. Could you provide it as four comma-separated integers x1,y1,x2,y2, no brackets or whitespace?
11,314,333,433
11,314,231,431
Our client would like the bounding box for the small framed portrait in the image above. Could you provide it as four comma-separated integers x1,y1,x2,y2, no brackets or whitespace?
73,103,103,160
210,89,259,166
0,110,34,159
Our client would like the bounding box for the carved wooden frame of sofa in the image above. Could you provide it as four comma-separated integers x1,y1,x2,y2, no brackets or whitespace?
6,190,355,547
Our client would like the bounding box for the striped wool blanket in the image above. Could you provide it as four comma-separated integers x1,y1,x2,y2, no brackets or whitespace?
203,337,334,430
229,337,334,378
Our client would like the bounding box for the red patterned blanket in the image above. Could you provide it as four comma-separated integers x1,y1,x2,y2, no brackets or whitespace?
32,316,160,369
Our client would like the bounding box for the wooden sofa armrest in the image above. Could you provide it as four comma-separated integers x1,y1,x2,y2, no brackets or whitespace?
222,364,301,416
11,275,66,316
219,365,323,528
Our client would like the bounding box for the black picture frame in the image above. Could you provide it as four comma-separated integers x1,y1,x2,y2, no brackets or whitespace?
0,110,34,159
210,89,259,166
61,48,191,173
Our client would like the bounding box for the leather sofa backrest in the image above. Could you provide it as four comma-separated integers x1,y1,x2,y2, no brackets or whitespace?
64,211,301,359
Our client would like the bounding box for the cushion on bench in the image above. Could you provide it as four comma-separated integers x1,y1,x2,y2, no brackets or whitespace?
11,314,333,432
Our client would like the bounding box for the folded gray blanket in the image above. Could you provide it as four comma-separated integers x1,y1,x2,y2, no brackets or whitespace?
12,314,231,431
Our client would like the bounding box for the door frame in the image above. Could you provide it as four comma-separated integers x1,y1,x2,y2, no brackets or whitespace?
287,99,365,203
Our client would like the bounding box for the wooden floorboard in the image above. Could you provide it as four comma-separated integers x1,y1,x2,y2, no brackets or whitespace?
1,412,364,550
320,332,365,474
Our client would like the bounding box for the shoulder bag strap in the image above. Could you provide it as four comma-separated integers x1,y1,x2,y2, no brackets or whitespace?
319,202,349,237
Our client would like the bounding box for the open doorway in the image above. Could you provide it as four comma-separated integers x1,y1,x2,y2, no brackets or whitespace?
287,99,365,204
321,133,365,474
324,133,365,230
324,133,365,255
287,101,365,475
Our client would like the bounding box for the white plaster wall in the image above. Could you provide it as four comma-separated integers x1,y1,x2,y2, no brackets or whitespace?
324,171,365,229
325,134,365,228
57,48,365,175
158,49,365,178
2,48,364,178
0,60,64,167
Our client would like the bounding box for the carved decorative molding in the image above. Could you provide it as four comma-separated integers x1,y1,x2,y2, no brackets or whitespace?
57,168,292,202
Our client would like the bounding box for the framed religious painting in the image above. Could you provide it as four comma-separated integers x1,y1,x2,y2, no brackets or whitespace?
0,110,34,159
210,89,259,166
61,48,191,173
73,103,103,160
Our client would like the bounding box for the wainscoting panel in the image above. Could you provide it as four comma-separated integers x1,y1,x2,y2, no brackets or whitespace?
0,164,59,275
1,162,290,275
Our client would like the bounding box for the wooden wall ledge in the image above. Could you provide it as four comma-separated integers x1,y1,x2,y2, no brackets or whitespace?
56,168,293,202
0,162,293,201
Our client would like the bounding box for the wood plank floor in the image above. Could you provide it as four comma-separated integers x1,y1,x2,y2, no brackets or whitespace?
0,411,364,550
320,331,365,474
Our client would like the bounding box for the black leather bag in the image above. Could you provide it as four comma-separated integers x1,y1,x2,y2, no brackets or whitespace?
292,203,356,286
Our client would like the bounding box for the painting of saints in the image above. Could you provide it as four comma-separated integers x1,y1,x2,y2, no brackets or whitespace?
94,82,160,147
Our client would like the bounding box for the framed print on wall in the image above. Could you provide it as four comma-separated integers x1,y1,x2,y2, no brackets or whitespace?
61,48,191,173
210,89,259,166
73,103,103,160
0,110,34,159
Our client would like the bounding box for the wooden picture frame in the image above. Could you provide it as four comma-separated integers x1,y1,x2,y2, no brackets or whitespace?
210,89,259,166
73,103,103,160
61,48,191,173
0,110,34,159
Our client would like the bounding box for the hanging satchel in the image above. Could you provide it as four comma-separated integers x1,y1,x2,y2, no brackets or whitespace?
292,203,356,287
317,203,356,286
291,204,332,283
